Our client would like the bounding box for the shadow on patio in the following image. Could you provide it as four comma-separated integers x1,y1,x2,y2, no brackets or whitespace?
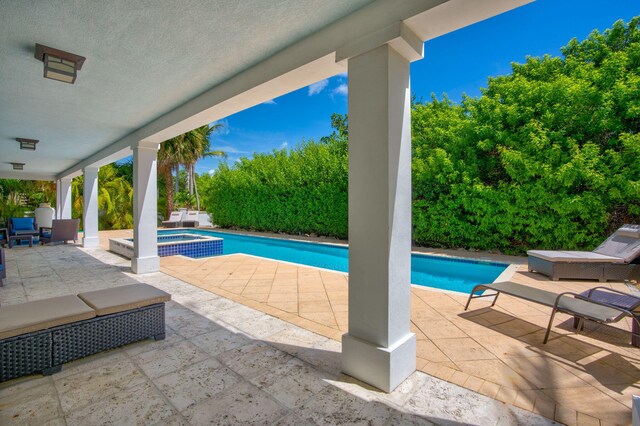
157,243,638,425
0,244,546,425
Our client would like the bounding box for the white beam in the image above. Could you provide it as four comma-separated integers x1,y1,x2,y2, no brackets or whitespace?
0,172,56,181
82,167,100,248
131,141,160,274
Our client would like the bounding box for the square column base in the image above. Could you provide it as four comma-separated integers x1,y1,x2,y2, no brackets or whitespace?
342,332,416,392
132,256,160,274
82,236,100,248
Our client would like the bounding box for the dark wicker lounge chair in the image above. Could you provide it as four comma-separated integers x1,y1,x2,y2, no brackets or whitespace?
527,224,640,282
40,219,80,245
465,281,640,345
0,283,170,382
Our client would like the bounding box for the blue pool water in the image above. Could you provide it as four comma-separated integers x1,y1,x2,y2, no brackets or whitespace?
158,229,507,293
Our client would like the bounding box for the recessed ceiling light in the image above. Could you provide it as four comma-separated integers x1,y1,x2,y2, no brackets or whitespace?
10,162,25,170
16,138,39,150
35,43,86,84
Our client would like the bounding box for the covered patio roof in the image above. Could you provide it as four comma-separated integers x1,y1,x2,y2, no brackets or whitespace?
1,0,531,180
1,0,538,401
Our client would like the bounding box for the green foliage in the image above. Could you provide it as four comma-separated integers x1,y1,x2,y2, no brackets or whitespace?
412,18,640,253
0,179,56,227
204,18,640,254
206,131,348,238
72,163,134,230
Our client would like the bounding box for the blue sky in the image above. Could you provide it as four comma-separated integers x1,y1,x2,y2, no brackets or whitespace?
196,0,640,174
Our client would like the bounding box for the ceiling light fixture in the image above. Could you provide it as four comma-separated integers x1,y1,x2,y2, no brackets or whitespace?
10,163,25,170
35,43,86,84
16,138,39,150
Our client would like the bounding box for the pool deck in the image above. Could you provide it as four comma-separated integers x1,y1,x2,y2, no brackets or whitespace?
0,229,637,425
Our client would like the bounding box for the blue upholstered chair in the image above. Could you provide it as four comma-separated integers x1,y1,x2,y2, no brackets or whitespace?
8,217,39,246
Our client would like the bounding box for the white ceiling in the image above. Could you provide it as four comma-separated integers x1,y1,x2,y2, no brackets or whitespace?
0,0,374,179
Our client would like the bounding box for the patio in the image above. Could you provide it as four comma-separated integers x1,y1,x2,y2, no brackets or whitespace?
0,240,554,426
1,232,638,425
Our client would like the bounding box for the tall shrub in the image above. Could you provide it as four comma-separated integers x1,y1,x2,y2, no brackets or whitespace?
206,118,348,238
412,18,640,252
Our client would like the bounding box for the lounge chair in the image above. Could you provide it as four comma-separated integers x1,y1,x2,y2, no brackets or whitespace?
0,247,5,287
182,211,199,227
8,217,39,246
162,211,183,228
528,224,640,282
40,219,80,245
465,281,640,345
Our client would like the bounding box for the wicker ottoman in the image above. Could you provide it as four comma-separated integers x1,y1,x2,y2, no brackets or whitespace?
0,284,171,382
0,295,96,381
51,284,171,369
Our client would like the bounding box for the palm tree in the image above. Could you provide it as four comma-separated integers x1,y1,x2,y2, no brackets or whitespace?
179,124,225,210
158,123,225,214
158,137,181,218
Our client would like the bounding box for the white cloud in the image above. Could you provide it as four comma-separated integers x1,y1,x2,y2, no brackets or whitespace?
208,169,216,175
332,83,348,96
209,145,250,154
279,142,288,150
262,99,277,105
337,71,348,79
308,79,329,96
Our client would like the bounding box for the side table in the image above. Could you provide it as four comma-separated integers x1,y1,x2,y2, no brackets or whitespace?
9,234,33,248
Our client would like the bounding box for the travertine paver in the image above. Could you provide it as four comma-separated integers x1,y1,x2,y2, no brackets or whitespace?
154,231,639,426
0,234,559,425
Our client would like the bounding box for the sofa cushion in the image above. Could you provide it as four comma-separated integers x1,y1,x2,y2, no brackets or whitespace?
0,295,95,340
12,218,35,231
78,283,171,316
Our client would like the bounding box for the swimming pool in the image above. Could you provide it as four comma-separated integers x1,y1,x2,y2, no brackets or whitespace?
159,229,507,293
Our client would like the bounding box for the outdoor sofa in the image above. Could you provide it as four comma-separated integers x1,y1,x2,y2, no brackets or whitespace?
465,281,640,346
527,224,640,282
162,211,183,228
40,218,80,245
0,283,170,382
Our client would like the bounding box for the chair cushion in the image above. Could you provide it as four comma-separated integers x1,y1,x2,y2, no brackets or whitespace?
527,250,625,263
0,264,3,272
0,295,95,340
12,218,35,231
78,283,171,316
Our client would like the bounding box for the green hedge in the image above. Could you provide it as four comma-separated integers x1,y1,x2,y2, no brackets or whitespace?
206,133,348,238
205,18,640,253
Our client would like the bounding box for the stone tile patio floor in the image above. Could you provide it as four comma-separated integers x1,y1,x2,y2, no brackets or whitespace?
0,232,637,425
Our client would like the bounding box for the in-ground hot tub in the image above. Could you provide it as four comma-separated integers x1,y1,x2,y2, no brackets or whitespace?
109,233,223,259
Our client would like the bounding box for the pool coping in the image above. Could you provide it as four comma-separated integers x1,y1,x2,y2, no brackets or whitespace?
108,233,222,259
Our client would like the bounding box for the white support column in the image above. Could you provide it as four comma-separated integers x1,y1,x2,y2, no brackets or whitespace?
341,29,423,392
82,167,100,247
57,178,72,219
132,141,160,274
